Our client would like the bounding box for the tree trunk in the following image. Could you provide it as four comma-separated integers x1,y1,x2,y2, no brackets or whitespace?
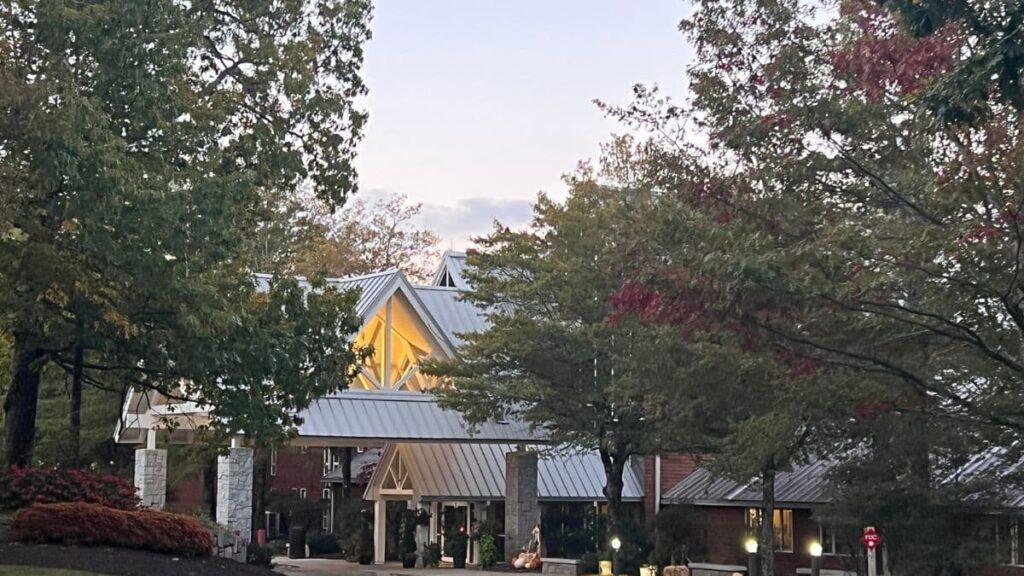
3,335,45,468
68,343,84,466
600,449,627,541
759,466,776,576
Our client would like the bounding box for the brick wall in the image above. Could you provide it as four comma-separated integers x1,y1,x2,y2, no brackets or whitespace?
268,446,328,500
697,506,856,576
644,454,701,516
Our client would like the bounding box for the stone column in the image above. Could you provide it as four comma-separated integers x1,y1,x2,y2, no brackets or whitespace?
134,447,167,510
504,450,539,562
217,445,254,559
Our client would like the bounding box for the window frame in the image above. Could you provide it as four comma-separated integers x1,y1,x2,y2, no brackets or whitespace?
744,508,795,553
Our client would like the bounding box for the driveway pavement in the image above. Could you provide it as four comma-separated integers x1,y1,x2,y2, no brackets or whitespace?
273,558,497,576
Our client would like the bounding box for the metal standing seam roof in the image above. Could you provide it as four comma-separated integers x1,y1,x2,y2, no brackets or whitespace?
296,390,546,443
413,286,490,347
255,269,403,319
431,251,470,290
662,461,832,507
370,443,643,502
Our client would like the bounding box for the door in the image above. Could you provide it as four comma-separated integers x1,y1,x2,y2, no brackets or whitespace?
440,502,471,563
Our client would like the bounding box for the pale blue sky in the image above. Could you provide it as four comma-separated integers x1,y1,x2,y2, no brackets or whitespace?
353,0,692,248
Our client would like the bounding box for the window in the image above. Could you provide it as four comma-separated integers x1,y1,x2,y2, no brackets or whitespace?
322,489,333,531
323,448,340,476
997,517,1024,566
296,488,307,499
270,449,277,477
745,508,794,552
820,524,838,555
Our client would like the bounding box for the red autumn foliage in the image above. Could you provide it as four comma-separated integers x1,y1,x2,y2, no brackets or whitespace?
10,502,214,556
0,466,139,511
832,1,958,101
853,398,896,421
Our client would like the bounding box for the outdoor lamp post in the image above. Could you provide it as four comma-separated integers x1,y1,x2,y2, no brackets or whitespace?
611,537,622,576
744,538,758,576
809,541,823,576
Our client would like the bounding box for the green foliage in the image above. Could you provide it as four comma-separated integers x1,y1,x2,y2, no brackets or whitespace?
426,181,691,532
0,0,373,466
422,541,442,568
650,506,705,566
246,542,276,567
307,531,341,556
398,508,418,559
478,533,498,569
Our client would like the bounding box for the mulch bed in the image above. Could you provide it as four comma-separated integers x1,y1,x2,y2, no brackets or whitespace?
0,542,278,576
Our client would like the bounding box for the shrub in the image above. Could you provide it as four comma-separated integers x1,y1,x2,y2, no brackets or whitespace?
307,531,341,556
422,541,442,567
10,502,214,556
247,542,276,567
0,466,139,510
479,533,498,568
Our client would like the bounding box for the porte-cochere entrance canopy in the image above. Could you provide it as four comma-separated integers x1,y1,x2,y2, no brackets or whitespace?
117,253,646,565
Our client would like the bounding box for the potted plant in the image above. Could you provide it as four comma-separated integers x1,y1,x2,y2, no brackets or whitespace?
399,509,419,568
446,529,469,569
423,541,443,568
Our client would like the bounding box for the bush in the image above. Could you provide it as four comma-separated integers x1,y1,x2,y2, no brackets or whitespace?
479,533,498,568
10,502,214,556
422,541,442,567
247,542,275,567
0,466,139,510
651,506,705,567
307,531,341,556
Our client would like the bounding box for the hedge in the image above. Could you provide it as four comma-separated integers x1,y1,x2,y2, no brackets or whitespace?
0,466,139,510
10,502,215,556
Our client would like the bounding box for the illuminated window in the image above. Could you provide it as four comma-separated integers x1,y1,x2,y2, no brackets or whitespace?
270,450,277,477
353,294,442,391
745,508,794,552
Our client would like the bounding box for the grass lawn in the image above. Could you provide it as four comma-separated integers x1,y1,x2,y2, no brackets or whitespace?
0,567,104,576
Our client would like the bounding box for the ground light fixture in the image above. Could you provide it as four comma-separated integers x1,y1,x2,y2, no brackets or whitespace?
809,541,823,576
610,537,622,576
744,537,759,576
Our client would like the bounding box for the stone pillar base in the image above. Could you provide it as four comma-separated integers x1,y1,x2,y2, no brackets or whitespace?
505,450,539,562
134,448,167,510
216,446,254,561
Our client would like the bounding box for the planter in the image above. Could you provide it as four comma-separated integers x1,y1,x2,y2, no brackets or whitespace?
600,560,613,576
403,554,418,569
287,527,307,559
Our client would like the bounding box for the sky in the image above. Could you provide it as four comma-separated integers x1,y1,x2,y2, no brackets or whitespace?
352,0,693,249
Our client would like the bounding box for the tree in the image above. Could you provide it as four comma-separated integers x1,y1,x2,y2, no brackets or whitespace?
601,0,1024,571
426,173,689,536
0,0,373,467
293,192,441,283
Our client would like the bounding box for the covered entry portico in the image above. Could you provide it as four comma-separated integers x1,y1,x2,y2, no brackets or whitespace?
291,390,549,565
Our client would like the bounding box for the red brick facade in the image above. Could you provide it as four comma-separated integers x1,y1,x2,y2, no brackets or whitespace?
268,447,328,501
643,454,700,516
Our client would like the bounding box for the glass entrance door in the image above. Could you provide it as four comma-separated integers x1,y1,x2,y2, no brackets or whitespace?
440,503,471,563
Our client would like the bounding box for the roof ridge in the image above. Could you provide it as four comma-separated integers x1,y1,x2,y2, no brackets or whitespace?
325,268,402,283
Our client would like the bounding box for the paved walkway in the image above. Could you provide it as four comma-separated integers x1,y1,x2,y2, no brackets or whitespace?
273,558,496,576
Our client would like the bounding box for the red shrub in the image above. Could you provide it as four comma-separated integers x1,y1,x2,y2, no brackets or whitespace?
0,466,139,510
10,502,214,556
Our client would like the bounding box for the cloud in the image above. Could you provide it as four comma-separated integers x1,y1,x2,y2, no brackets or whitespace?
418,196,535,248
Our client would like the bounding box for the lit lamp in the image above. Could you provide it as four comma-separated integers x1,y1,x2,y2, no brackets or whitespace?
809,541,823,576
744,537,758,576
611,537,622,576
